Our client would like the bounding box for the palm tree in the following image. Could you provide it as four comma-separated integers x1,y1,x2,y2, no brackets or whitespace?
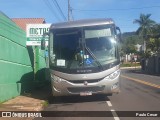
134,14,155,53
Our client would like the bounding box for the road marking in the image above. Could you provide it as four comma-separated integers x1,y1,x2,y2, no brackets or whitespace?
105,101,120,119
106,101,112,107
121,75,160,89
111,109,120,120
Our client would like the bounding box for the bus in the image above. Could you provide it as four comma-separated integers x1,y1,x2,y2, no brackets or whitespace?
42,18,121,96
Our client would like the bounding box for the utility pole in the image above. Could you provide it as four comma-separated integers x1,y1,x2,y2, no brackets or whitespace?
144,40,146,53
68,0,70,21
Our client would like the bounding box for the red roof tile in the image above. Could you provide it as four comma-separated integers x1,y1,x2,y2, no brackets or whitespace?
12,18,46,31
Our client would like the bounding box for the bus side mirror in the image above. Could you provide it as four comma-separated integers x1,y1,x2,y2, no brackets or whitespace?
116,27,122,43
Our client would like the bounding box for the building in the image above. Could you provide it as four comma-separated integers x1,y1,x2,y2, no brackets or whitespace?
12,18,45,31
135,44,142,52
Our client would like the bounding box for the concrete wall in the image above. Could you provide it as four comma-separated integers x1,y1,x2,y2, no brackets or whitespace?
35,46,47,83
142,54,160,75
0,12,34,102
0,12,48,102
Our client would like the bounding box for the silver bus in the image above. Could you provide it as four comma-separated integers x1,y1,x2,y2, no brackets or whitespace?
42,19,121,96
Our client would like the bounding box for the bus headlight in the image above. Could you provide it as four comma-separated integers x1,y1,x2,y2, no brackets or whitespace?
52,75,62,83
105,70,120,80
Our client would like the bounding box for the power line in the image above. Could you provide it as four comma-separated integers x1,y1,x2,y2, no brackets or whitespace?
51,0,67,21
72,5,160,12
43,0,61,21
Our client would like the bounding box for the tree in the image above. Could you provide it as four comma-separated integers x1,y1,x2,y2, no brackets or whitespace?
133,14,155,52
121,32,142,54
149,24,160,52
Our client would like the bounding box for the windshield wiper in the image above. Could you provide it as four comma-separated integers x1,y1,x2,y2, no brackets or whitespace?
85,46,103,71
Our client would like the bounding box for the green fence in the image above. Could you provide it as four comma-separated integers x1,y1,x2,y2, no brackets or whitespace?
0,12,47,102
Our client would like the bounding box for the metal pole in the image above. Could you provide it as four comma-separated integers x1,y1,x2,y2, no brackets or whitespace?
34,46,36,81
135,59,136,70
68,0,70,21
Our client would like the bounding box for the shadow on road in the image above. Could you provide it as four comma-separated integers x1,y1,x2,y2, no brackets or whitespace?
23,80,111,105
26,80,53,101
123,68,160,77
48,95,110,104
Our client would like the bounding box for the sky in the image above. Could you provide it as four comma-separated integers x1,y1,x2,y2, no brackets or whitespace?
1,0,160,33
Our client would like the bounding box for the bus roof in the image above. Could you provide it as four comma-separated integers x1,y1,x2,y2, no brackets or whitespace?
50,18,114,29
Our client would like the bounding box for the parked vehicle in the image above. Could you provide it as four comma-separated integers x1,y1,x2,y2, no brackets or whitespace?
42,18,121,96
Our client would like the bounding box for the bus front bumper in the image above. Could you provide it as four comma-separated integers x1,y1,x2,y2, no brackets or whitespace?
51,71,120,96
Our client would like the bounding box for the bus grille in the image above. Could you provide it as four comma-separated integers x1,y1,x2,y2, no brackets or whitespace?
67,86,105,94
67,78,103,84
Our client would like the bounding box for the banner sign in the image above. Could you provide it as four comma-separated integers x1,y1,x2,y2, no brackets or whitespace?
26,24,51,46
0,111,160,117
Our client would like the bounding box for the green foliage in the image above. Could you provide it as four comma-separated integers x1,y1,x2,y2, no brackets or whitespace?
147,38,156,51
148,24,160,52
121,32,142,54
123,35,142,45
133,13,160,54
121,13,160,57
139,50,152,58
134,14,155,37
42,100,49,107
120,62,140,67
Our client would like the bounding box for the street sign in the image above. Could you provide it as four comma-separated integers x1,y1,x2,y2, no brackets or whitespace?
26,24,51,46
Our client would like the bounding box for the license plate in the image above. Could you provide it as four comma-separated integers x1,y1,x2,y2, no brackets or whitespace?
80,91,92,96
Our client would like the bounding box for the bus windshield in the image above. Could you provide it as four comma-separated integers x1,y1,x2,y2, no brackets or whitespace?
50,25,118,72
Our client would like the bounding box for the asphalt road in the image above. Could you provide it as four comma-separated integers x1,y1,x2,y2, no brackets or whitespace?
35,68,160,120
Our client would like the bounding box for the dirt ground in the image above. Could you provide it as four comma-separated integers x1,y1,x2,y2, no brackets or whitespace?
0,83,52,120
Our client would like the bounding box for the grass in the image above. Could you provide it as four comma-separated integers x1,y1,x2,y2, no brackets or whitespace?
120,62,141,67
0,99,7,104
42,100,49,107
